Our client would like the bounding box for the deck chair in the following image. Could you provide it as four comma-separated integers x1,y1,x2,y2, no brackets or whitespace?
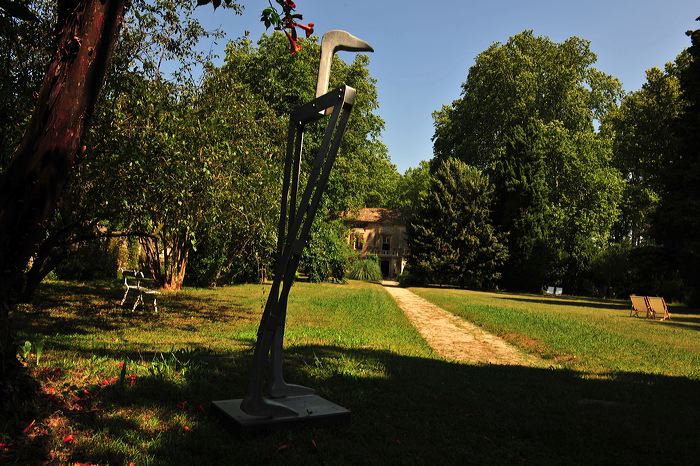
545,286,555,295
646,296,671,321
555,287,563,296
629,295,650,318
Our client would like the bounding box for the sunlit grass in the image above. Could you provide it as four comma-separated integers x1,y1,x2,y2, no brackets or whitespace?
3,280,699,464
411,287,700,379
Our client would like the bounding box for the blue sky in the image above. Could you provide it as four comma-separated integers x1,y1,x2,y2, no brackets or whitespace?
194,0,698,173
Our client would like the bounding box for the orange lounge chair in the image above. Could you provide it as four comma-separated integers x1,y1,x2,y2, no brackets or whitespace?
646,296,671,321
629,295,650,318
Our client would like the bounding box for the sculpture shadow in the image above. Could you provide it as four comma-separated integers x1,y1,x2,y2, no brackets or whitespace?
17,343,698,465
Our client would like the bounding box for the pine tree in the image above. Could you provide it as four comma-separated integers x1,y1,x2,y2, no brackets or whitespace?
407,158,507,289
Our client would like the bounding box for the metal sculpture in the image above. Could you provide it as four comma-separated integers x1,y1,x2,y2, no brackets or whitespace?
212,30,373,429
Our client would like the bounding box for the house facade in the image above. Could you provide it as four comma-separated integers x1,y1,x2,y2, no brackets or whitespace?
342,208,407,279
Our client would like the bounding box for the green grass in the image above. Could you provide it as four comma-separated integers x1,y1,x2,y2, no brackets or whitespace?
411,287,700,379
3,280,700,464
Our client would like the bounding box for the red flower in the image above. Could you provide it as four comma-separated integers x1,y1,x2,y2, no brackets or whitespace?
183,425,191,432
63,434,75,443
118,361,124,368
284,30,302,55
284,0,296,8
176,401,187,410
128,374,137,387
294,21,314,38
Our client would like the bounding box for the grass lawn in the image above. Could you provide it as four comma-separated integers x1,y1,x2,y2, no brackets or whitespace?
2,281,699,464
411,287,700,378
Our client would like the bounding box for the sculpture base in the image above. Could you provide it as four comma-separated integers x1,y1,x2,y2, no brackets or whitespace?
211,395,350,432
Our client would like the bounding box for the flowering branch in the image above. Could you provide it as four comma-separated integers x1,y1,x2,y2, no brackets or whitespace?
260,0,314,54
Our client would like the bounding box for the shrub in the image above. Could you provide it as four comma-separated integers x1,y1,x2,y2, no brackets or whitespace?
300,219,351,283
347,254,382,281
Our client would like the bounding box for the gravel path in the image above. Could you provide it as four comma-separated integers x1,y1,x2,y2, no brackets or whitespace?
382,282,544,366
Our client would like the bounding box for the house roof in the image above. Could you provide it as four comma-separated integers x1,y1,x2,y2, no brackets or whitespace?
341,208,404,224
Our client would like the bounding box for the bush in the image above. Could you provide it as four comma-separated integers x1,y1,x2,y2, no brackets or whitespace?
397,266,428,287
55,238,119,280
299,219,351,283
347,255,382,281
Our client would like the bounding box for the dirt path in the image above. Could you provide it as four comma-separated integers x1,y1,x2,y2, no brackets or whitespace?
382,282,544,366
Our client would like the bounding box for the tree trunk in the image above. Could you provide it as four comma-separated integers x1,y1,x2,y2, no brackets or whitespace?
164,245,189,290
0,0,126,380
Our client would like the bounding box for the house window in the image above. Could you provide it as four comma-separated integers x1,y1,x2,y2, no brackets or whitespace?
382,235,391,252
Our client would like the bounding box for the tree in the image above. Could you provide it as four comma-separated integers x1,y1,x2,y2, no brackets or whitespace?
10,0,232,297
0,0,131,379
390,160,431,215
220,33,398,215
602,59,687,246
407,158,507,289
654,20,700,305
432,31,623,291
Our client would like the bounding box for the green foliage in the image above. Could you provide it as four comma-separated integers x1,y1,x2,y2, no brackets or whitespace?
390,160,431,215
407,158,508,289
433,31,623,291
601,59,686,245
654,22,700,305
299,219,351,283
584,243,685,300
54,238,120,280
0,0,54,173
221,33,399,214
347,254,382,282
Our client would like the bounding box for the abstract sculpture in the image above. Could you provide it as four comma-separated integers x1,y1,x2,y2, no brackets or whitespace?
212,30,373,430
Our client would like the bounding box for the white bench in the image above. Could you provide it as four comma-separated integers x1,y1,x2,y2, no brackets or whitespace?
120,270,159,312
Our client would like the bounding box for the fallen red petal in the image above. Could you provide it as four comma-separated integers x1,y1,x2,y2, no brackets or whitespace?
22,419,36,434
63,434,75,443
276,443,291,452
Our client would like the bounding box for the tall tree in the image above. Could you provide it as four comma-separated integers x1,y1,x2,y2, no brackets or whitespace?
407,158,507,289
602,58,687,246
0,0,129,379
654,20,700,305
221,33,398,215
432,31,623,291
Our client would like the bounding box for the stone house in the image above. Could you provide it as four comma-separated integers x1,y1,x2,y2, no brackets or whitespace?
342,208,407,279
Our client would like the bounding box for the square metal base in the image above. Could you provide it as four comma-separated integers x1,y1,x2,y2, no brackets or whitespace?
211,395,350,432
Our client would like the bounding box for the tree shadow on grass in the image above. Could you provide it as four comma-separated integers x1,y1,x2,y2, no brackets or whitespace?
13,343,699,465
497,296,629,312
13,282,257,339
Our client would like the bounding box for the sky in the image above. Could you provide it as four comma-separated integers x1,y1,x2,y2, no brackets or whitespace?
193,0,698,173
